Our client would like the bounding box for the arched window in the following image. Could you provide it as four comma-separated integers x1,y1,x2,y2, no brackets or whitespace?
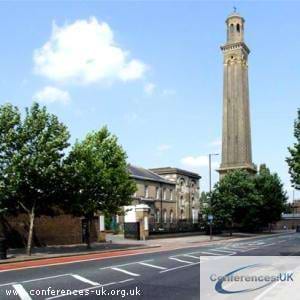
179,178,185,192
180,209,185,220
163,210,167,224
236,23,240,32
156,209,160,223
170,210,174,224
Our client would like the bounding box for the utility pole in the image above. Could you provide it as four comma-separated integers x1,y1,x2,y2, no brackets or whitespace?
208,153,219,241
209,153,219,192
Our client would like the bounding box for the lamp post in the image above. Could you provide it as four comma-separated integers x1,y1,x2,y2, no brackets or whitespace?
208,153,219,241
209,153,219,193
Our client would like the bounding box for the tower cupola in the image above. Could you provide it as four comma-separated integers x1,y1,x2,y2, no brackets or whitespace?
226,10,245,44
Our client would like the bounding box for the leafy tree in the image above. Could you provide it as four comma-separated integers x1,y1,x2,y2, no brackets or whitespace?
210,167,287,233
287,109,300,189
0,104,20,218
63,127,136,249
254,164,287,230
0,103,70,255
210,170,262,233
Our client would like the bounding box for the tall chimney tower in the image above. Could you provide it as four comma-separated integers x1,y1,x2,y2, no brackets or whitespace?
218,11,256,177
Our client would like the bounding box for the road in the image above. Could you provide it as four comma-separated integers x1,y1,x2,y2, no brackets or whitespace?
0,232,299,300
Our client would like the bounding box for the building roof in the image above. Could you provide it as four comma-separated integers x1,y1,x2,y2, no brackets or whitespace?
149,167,201,179
128,165,175,185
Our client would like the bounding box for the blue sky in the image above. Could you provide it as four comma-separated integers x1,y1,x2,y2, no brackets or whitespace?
0,1,299,199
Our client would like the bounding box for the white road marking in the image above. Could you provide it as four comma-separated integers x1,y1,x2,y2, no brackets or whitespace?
169,257,194,264
211,248,236,254
0,281,17,287
183,254,200,259
138,262,167,270
118,278,135,283
200,251,221,256
101,260,153,270
110,267,140,277
71,274,99,286
160,262,200,273
0,273,71,288
23,273,72,284
12,284,32,300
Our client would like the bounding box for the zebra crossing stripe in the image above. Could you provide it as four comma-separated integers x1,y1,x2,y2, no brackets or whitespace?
12,284,32,300
110,267,140,277
169,257,194,264
138,262,167,270
71,274,99,286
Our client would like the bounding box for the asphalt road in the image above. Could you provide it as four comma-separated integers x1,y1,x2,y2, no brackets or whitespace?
0,232,299,300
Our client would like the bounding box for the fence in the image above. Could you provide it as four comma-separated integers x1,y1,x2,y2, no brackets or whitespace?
148,217,205,235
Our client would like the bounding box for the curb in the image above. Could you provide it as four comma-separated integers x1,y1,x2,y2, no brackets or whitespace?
0,245,161,265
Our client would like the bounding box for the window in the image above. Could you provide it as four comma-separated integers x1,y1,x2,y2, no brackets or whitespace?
230,23,234,33
192,209,196,223
236,23,240,32
170,189,173,201
163,210,167,224
170,210,174,224
156,187,160,199
180,178,185,192
156,209,160,223
163,188,167,200
180,209,185,220
144,185,148,198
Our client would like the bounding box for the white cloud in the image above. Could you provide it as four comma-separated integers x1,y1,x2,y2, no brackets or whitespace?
180,155,219,169
162,89,176,96
157,144,172,152
33,86,71,105
34,17,147,84
144,82,156,95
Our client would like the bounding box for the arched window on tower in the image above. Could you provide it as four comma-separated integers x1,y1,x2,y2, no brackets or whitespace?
236,23,240,32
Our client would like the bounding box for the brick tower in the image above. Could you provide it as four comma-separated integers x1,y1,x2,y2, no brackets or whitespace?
218,11,256,177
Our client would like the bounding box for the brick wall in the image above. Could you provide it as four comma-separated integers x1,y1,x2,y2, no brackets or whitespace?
0,214,99,248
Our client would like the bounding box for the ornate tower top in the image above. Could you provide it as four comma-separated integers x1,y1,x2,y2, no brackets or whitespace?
225,9,245,44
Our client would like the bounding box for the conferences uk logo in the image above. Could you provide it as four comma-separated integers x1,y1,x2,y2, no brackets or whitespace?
200,256,300,299
210,264,293,294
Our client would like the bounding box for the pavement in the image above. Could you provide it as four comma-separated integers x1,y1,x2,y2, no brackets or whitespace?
3,230,291,265
0,231,298,299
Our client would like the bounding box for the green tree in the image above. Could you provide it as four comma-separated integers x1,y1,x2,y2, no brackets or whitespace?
63,127,136,249
0,104,20,218
0,103,70,255
287,109,300,190
254,164,287,230
210,170,262,233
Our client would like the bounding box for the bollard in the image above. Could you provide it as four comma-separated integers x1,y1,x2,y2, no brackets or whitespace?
0,238,7,259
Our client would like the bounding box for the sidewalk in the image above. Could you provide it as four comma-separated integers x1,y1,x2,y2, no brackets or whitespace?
1,230,295,266
3,240,152,264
